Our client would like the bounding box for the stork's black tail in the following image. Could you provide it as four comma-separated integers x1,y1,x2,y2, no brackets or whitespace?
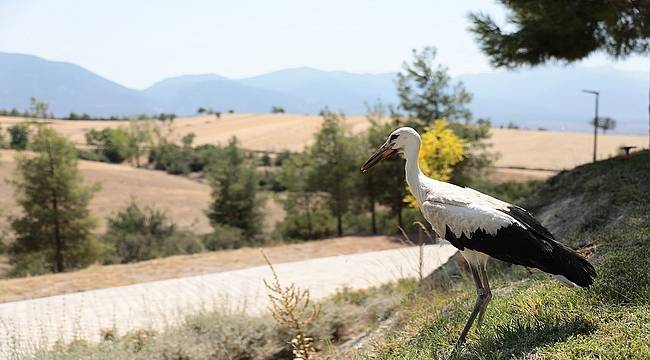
546,240,597,287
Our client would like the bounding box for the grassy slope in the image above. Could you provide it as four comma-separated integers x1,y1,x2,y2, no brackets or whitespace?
361,151,650,359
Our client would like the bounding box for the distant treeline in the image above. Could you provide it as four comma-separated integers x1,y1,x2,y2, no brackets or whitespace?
0,107,180,122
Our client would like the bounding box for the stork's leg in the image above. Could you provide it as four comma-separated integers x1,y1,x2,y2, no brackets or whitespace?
454,265,489,349
476,265,492,327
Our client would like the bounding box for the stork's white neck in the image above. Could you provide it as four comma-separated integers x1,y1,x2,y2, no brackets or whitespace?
403,138,425,204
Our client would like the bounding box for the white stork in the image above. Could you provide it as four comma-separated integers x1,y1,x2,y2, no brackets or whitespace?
360,127,596,349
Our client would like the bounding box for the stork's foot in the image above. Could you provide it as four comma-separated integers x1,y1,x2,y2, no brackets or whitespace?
476,290,492,327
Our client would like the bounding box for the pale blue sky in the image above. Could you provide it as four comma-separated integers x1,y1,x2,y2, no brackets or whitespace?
1,0,647,89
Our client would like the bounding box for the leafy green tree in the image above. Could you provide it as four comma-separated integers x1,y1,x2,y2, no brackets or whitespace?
354,105,399,233
206,137,264,240
396,47,495,186
277,152,320,239
127,120,154,167
308,111,357,236
397,46,473,130
469,1,649,67
29,97,49,119
8,123,30,150
10,128,100,274
85,127,132,163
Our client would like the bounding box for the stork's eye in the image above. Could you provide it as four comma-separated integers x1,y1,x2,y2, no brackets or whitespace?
389,134,399,142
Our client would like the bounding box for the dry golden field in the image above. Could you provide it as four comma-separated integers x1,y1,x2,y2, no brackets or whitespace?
0,149,213,233
1,114,645,170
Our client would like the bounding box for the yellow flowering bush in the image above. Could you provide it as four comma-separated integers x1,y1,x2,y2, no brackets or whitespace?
405,119,465,207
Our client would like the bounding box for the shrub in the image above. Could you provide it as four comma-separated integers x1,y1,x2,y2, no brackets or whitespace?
0,125,6,148
274,150,292,166
274,209,336,241
7,251,50,277
202,224,249,250
85,127,132,163
103,201,204,263
8,123,29,150
148,143,222,175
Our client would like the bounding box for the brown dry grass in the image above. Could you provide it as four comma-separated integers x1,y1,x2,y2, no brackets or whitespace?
2,114,645,170
0,114,377,152
0,149,213,233
490,128,647,171
0,235,403,303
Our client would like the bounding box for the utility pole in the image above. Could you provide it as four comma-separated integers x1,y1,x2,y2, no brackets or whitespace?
582,89,600,162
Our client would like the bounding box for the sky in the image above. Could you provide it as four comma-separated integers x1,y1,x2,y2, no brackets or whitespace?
0,0,647,90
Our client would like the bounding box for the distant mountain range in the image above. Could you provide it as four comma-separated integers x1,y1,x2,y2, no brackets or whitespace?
0,52,647,134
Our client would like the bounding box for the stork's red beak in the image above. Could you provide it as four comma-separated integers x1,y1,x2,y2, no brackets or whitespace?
360,143,397,172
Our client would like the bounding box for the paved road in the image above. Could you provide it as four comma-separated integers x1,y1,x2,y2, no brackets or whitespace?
0,244,457,356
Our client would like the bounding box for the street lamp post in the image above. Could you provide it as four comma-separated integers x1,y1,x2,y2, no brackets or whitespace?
582,89,599,162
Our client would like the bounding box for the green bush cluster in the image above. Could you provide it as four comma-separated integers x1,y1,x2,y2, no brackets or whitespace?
148,143,222,175
101,201,204,264
8,123,30,150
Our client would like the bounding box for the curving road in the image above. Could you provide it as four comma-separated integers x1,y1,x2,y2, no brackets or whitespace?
0,244,457,357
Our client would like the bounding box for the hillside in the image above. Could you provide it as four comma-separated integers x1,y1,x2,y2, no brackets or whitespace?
350,151,650,359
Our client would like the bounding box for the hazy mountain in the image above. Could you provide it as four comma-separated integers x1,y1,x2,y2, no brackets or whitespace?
1,52,647,134
240,67,398,114
0,52,155,116
144,74,314,114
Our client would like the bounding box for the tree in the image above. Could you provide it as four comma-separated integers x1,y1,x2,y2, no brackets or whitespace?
469,1,649,147
396,47,495,186
29,97,49,119
8,123,29,150
469,1,649,68
197,107,206,115
206,137,264,240
181,132,196,148
10,128,100,274
85,127,132,163
0,125,6,149
592,116,617,134
308,111,357,236
365,112,410,230
397,46,473,130
277,152,320,239
271,106,286,114
127,120,154,167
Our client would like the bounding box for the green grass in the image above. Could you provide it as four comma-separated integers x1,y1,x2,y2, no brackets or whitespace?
364,151,650,359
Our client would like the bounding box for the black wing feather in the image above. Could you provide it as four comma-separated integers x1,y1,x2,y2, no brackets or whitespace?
445,214,596,287
500,205,555,240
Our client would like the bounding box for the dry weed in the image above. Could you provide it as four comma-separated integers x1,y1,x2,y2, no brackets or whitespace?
262,250,320,360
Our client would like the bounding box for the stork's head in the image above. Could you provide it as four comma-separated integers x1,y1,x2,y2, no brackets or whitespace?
360,127,420,172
